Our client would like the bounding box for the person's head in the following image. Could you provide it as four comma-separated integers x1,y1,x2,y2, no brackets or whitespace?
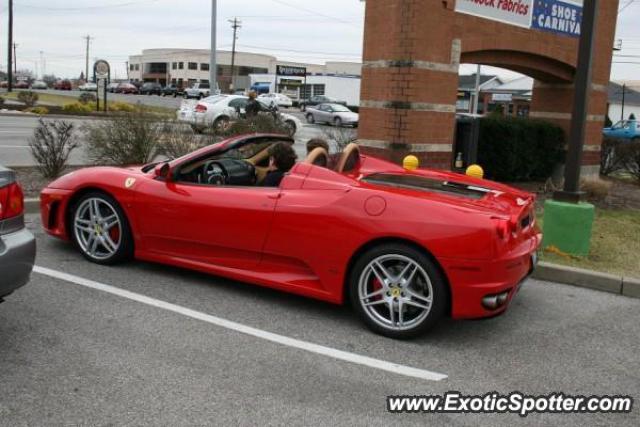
306,138,330,155
269,142,297,172
248,90,257,100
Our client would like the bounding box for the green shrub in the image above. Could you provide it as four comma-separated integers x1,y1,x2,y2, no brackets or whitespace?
63,102,94,114
17,91,39,107
78,92,96,104
220,113,292,137
477,117,565,182
601,137,627,176
157,121,212,158
26,106,49,115
0,96,4,108
29,119,80,179
84,108,160,165
109,101,136,112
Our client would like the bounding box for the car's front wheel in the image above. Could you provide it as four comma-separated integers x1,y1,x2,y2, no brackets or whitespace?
70,192,133,265
334,117,343,127
349,243,447,339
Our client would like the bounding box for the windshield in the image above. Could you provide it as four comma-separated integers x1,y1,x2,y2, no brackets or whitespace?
330,104,350,112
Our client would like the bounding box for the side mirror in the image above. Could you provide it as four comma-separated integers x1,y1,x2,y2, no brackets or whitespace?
154,162,172,181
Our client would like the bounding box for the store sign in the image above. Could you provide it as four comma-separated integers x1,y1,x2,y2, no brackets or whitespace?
532,0,583,38
455,0,582,38
276,65,307,77
455,0,534,29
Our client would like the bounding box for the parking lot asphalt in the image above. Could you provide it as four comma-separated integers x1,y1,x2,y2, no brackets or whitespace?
0,214,638,425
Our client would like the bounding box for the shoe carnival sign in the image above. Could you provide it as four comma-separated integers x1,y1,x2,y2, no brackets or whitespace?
455,0,534,28
532,0,583,38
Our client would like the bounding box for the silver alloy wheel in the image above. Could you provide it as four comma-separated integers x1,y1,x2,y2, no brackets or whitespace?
73,198,122,261
358,254,434,331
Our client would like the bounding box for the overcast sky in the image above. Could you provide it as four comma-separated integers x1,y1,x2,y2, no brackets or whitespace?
0,0,639,82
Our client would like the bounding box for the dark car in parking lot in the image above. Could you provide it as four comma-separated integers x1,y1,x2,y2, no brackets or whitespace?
162,83,183,97
300,95,347,111
139,82,163,95
0,165,36,303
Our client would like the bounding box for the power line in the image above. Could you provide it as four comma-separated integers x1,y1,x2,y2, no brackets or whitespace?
15,0,159,11
229,17,242,91
268,0,361,27
619,0,636,14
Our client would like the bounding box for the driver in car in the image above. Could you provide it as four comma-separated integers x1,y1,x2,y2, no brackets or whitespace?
263,142,297,187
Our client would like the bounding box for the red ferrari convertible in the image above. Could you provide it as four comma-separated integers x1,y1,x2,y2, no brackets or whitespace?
41,134,541,338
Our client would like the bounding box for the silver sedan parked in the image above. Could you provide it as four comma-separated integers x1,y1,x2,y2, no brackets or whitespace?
0,165,36,303
305,103,359,127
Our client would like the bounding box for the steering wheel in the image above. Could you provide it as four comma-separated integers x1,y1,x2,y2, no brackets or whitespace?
203,160,227,186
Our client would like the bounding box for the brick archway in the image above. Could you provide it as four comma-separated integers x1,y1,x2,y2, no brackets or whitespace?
359,0,619,172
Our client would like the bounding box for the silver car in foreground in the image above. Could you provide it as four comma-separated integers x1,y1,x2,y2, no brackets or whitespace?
0,165,36,303
305,103,359,127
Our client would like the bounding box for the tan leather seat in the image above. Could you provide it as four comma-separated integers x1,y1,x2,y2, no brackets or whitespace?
305,147,330,167
335,143,360,173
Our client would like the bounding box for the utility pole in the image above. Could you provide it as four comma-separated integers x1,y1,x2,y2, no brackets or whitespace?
40,51,45,78
7,0,13,92
228,17,242,91
210,0,217,93
84,35,93,83
621,83,626,122
472,64,481,115
13,43,17,80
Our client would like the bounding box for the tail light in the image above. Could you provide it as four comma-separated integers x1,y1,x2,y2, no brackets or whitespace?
0,182,25,220
195,104,207,113
493,217,517,241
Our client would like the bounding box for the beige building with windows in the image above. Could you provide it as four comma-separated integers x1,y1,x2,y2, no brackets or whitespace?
128,48,361,92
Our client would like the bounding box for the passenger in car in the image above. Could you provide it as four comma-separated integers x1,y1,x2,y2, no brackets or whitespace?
263,143,297,187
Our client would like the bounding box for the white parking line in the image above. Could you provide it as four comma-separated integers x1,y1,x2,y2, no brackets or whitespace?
34,265,448,382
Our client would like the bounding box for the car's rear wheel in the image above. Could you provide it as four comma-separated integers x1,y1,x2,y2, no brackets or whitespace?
349,243,447,339
306,114,315,124
71,192,133,265
213,116,231,133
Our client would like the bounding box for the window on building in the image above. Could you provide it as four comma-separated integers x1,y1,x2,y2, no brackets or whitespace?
172,62,177,70
178,62,184,70
129,64,134,71
134,64,140,71
171,78,177,84
200,63,210,71
313,84,325,96
188,62,198,70
300,84,312,100
200,79,209,84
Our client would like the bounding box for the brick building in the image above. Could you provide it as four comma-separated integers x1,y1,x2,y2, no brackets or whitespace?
359,0,619,174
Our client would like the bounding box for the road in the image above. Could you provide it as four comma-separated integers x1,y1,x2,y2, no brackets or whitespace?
0,214,638,425
0,113,329,167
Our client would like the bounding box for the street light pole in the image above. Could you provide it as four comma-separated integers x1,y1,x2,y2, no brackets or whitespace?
554,0,599,203
7,0,13,92
210,0,217,93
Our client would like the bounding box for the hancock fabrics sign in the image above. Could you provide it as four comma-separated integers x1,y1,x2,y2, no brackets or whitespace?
532,0,583,38
455,0,583,38
455,0,534,28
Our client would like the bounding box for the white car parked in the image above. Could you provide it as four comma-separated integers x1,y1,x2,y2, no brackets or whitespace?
78,82,97,92
258,93,293,108
177,95,301,136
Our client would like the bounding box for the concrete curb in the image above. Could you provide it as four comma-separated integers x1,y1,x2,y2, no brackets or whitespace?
533,261,639,299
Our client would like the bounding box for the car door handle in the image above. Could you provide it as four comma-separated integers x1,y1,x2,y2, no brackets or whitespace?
268,193,283,200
